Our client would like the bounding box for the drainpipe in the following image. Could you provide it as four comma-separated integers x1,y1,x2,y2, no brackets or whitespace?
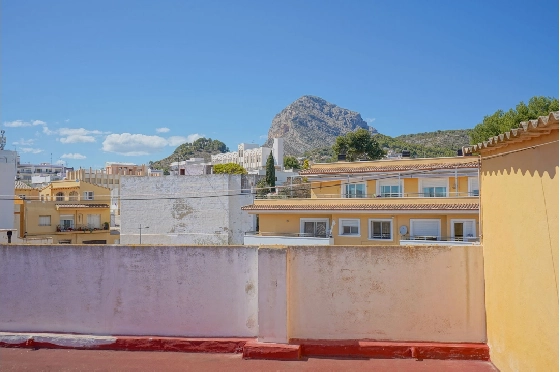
455,167,458,197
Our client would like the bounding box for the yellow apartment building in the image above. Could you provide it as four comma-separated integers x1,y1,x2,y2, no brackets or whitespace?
464,111,558,372
14,180,117,244
243,155,480,246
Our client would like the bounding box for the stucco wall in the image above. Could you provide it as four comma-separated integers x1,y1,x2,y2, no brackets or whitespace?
0,150,17,230
0,245,259,337
120,175,254,245
480,131,558,372
288,245,486,343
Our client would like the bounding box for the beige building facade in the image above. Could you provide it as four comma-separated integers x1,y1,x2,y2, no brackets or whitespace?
243,156,480,246
464,111,558,372
14,180,117,244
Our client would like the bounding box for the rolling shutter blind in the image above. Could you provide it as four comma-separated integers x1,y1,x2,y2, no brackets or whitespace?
411,219,440,237
464,221,475,237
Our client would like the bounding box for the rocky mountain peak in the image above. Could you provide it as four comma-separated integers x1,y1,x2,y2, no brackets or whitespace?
266,96,376,156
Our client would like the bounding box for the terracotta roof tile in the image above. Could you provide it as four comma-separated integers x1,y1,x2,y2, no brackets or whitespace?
299,160,479,175
463,111,559,154
14,181,33,189
242,203,479,211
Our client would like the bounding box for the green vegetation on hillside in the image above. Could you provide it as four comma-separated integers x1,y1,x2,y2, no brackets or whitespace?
470,96,558,144
333,128,385,161
150,137,228,172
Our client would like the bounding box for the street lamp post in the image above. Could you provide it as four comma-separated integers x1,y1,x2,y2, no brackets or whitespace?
139,224,149,244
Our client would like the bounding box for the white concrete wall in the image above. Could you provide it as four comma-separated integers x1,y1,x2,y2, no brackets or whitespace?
0,150,17,229
0,245,258,337
120,175,254,245
0,244,486,343
288,245,486,343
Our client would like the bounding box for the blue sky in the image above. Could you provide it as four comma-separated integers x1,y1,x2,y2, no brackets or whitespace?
2,0,558,169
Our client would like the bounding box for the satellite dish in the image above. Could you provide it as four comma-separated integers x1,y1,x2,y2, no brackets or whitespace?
399,225,408,235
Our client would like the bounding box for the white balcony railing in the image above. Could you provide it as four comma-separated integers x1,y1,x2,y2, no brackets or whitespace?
244,232,334,246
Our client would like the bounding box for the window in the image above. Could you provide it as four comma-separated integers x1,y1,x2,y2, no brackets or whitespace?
87,214,101,229
420,178,448,197
83,191,94,200
339,219,360,236
410,219,441,240
69,191,79,201
468,178,479,197
369,219,392,240
39,215,51,226
451,219,476,241
55,192,65,201
300,218,329,238
377,179,403,197
342,183,366,198
60,215,75,230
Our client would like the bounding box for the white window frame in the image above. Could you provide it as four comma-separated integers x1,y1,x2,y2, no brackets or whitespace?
450,219,477,241
368,219,393,241
468,177,479,197
410,219,441,240
39,215,51,226
341,182,367,198
376,179,404,197
60,215,75,229
300,218,330,237
418,178,449,197
83,191,94,200
339,219,361,236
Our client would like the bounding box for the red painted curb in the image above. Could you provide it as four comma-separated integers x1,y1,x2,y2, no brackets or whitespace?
0,335,253,354
243,342,301,360
291,339,490,361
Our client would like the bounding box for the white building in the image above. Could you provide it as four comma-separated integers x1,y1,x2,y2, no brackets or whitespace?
17,162,72,186
170,158,212,176
0,130,17,231
211,138,297,184
119,174,254,245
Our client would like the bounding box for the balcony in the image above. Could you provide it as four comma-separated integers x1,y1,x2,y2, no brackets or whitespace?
244,231,334,246
56,224,109,233
399,235,480,246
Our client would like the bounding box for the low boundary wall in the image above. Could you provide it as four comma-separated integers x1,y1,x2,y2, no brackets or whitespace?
0,244,485,344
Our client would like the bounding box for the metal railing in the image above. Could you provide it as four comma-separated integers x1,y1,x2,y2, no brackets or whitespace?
245,231,328,238
254,192,479,199
400,235,479,242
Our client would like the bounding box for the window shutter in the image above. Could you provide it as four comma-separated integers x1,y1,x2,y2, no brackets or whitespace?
411,219,440,237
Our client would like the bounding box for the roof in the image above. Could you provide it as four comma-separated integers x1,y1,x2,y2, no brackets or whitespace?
15,181,33,190
463,111,559,154
299,160,479,175
56,204,110,209
241,203,479,211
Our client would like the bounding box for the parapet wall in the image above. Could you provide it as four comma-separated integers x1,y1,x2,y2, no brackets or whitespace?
0,244,485,343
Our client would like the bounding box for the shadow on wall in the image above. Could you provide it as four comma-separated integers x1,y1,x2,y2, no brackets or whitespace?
482,143,558,179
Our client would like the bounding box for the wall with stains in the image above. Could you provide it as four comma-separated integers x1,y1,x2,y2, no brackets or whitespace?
0,244,485,343
119,175,254,245
0,245,259,337
288,245,486,343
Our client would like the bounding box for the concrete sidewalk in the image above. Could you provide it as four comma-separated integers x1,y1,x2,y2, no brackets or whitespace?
1,349,499,371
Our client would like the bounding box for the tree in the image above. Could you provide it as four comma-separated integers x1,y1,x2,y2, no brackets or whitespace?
302,159,310,170
279,177,311,198
283,156,300,170
213,163,247,174
255,178,270,198
265,152,276,193
470,96,559,144
332,128,385,161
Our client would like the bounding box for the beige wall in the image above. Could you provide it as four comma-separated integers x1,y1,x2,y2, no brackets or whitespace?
480,130,558,372
288,245,486,342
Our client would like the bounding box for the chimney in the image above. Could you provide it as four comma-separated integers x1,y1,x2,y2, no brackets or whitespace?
401,150,411,158
338,154,346,161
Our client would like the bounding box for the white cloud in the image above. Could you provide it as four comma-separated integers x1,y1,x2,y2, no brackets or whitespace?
167,136,187,146
365,117,376,123
61,153,86,160
259,134,268,140
13,138,35,146
43,127,107,143
186,133,203,143
102,133,169,156
20,147,44,154
156,127,170,133
56,160,66,165
4,119,47,127
64,119,70,123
